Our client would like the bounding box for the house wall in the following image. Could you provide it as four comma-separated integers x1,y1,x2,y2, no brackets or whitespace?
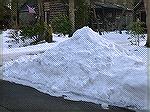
43,0,68,23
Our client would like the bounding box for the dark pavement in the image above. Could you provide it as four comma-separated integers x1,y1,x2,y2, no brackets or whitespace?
0,80,135,112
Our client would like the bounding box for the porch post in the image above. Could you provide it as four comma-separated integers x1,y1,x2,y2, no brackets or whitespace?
44,11,48,23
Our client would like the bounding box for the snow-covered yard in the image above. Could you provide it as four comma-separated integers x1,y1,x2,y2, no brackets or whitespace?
1,30,69,62
1,27,149,111
101,31,148,61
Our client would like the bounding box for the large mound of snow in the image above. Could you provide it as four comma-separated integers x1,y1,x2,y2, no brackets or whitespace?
3,27,147,110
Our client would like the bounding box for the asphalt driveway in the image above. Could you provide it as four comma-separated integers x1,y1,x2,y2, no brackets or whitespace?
0,80,135,112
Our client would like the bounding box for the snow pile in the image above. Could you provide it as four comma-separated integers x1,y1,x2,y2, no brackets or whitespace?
3,27,147,110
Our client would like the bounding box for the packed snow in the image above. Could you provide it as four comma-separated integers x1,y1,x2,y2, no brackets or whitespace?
3,27,148,110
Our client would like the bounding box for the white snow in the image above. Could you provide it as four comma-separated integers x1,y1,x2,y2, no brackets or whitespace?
1,30,68,62
2,29,69,49
3,27,148,110
101,31,146,46
101,31,148,61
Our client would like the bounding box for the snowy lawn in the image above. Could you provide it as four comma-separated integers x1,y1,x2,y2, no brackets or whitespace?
1,27,149,111
101,31,148,61
1,30,69,62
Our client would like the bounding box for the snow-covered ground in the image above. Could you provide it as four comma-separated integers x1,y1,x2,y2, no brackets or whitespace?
1,30,69,62
1,27,149,111
101,31,148,60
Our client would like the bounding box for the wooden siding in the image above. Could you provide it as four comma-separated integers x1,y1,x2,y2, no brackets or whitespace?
43,0,68,23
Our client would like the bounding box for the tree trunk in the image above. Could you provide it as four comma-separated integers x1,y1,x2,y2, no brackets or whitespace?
11,0,18,29
90,1,102,35
146,0,150,47
143,0,147,14
144,0,150,47
69,0,75,33
16,0,19,29
93,7,101,35
37,0,44,23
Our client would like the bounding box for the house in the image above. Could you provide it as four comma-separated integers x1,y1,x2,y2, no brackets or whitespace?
90,0,133,31
133,0,146,29
91,0,134,31
19,0,67,25
19,0,134,32
42,0,134,31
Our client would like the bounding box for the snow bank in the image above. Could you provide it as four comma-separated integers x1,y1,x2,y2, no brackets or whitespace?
3,27,147,110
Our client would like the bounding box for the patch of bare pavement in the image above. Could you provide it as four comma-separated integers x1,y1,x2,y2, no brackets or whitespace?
0,80,136,112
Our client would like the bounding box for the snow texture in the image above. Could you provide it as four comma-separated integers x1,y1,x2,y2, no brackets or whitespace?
3,27,148,110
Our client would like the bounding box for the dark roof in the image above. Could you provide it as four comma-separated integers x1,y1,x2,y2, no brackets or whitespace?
93,2,128,10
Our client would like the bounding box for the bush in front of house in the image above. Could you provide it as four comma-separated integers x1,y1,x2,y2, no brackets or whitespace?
21,22,53,44
21,22,45,39
51,14,72,35
127,21,145,46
